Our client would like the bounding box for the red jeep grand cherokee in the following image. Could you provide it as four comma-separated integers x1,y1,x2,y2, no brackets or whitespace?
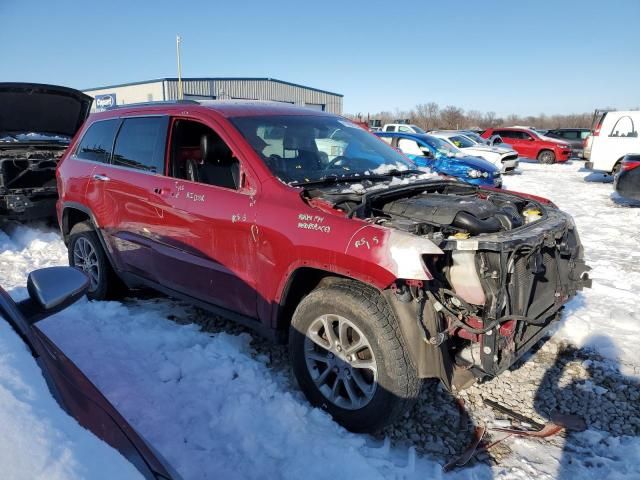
482,127,572,164
56,101,590,432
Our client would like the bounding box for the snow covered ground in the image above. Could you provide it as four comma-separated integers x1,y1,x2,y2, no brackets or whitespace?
0,159,638,479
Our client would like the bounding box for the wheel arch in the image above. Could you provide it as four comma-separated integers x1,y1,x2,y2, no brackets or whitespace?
61,202,97,244
611,157,625,175
273,267,382,339
61,202,122,283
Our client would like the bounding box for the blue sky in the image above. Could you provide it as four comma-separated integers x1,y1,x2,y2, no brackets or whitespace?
2,0,638,116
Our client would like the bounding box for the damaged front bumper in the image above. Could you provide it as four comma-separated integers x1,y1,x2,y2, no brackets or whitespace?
385,208,591,389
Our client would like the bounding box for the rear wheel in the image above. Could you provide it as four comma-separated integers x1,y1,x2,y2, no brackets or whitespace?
68,222,123,300
537,150,556,164
289,282,421,432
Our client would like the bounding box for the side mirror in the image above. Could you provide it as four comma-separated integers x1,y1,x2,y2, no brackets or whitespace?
420,148,433,158
528,137,535,141
20,267,89,323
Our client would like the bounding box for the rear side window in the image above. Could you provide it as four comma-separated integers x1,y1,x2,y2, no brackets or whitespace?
75,119,119,163
112,117,169,173
495,130,515,138
561,130,579,139
384,125,396,132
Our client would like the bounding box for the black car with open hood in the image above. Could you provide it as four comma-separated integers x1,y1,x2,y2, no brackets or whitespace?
0,83,92,222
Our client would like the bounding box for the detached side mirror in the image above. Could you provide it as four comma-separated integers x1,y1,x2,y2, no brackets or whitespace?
19,267,90,323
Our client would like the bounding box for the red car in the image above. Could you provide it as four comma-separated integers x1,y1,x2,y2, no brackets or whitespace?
482,127,572,164
56,101,590,432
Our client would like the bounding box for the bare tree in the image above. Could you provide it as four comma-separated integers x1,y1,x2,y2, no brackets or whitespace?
439,105,465,129
413,102,440,130
360,104,593,130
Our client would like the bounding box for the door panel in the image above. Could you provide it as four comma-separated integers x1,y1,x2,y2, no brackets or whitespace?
94,116,170,280
154,178,258,318
98,167,165,281
152,117,258,318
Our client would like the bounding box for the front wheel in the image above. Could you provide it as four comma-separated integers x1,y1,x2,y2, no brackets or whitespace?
537,150,556,164
289,282,421,432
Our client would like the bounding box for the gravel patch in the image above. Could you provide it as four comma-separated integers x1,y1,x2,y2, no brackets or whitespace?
146,297,640,468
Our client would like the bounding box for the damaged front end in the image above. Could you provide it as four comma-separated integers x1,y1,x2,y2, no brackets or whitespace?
324,180,591,388
0,147,64,221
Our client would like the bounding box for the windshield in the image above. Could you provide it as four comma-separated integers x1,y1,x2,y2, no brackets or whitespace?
410,125,426,134
230,115,416,184
0,132,71,144
462,132,485,145
421,135,460,156
448,135,476,149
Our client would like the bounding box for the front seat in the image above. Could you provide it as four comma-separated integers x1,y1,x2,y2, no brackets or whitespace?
283,129,321,171
198,134,240,189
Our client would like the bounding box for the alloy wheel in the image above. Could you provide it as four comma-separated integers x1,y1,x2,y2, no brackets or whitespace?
304,314,377,410
73,237,100,292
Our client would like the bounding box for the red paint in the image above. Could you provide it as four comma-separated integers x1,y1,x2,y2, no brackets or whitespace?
482,127,572,163
56,103,420,330
454,315,484,342
499,319,516,337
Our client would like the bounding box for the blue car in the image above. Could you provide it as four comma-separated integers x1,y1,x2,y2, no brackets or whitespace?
375,132,502,188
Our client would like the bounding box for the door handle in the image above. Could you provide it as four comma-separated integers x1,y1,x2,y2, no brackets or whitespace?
93,174,110,181
153,187,171,196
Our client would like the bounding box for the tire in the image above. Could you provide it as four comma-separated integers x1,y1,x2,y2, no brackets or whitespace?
537,150,556,164
612,161,622,176
289,281,421,432
68,222,122,300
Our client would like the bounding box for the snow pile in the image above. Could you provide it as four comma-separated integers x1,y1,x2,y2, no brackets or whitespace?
0,319,143,480
42,300,445,480
0,225,67,294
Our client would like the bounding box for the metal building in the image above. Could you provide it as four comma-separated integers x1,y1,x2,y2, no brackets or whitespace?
83,77,343,114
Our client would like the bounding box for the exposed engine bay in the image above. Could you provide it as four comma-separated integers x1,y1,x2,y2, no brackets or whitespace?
0,146,64,221
307,180,592,387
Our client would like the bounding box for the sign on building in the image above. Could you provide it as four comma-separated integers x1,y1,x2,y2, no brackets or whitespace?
95,93,117,111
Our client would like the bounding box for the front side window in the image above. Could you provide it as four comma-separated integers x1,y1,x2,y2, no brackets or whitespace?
168,119,240,190
75,119,119,163
384,125,396,132
231,115,415,184
397,138,423,156
521,131,534,140
398,126,411,133
112,117,169,173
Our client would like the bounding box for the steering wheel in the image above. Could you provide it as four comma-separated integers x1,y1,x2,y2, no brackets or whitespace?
324,155,350,171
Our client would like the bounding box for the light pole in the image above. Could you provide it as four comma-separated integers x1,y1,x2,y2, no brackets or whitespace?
176,35,183,100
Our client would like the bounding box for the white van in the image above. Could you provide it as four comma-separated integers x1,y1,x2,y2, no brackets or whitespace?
382,123,426,134
587,111,640,174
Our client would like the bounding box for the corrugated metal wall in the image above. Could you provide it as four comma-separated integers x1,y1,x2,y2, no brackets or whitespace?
164,79,343,113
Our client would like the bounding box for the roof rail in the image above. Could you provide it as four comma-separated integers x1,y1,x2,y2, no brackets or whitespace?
104,99,199,110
